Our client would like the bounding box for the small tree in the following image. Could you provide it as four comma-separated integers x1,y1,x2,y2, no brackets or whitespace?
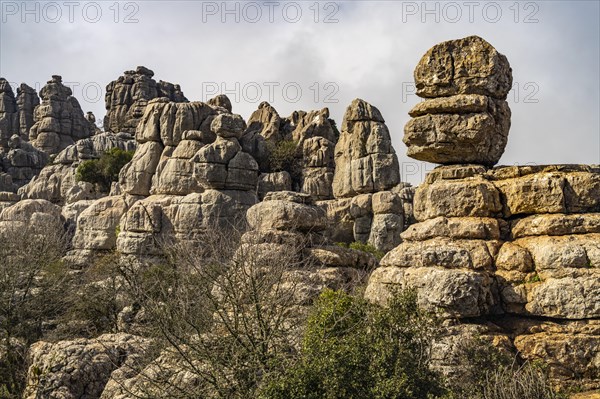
75,147,134,191
0,222,70,397
259,289,445,399
110,224,315,398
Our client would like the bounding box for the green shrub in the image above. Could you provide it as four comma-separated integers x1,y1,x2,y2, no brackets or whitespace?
75,147,134,191
259,289,444,399
336,241,385,261
267,140,299,174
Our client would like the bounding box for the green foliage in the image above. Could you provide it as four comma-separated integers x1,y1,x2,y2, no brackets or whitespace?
267,140,299,174
259,289,444,399
336,241,385,261
75,147,134,191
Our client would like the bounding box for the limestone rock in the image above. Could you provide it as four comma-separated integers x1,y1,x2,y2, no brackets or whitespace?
381,237,500,271
405,37,512,166
414,176,502,221
257,171,292,200
404,97,510,166
19,132,136,203
29,75,94,155
23,334,151,399
511,320,600,389
1,134,49,188
401,216,501,241
0,198,63,231
414,35,512,99
511,213,600,238
0,78,19,147
119,141,163,196
71,195,129,252
207,94,232,112
211,113,246,139
246,192,326,232
16,83,40,138
365,266,499,318
332,99,400,198
104,66,188,134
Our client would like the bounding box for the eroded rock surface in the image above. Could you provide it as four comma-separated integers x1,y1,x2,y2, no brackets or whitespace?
404,36,512,166
29,75,95,155
104,66,188,134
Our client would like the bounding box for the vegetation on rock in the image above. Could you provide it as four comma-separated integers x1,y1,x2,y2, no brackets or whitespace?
75,147,134,191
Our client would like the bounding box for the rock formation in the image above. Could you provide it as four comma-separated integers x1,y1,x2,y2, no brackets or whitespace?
241,101,338,200
332,99,400,198
22,334,151,399
5,39,598,395
19,132,136,204
242,190,375,302
103,66,188,134
29,75,95,155
403,36,512,166
0,78,19,148
366,36,600,389
16,83,40,139
0,80,46,190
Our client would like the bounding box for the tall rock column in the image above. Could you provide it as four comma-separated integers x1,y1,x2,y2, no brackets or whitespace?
366,36,600,389
0,78,19,148
29,75,94,155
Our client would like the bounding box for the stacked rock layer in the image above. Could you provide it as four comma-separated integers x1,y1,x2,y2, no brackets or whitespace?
366,36,600,388
104,66,188,134
403,36,512,166
29,75,95,155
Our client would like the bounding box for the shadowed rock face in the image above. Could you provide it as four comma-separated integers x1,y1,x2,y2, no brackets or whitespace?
0,79,47,190
404,36,512,166
29,75,95,155
103,66,188,134
332,98,400,198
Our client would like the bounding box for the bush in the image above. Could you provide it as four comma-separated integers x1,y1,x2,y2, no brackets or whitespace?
267,140,299,174
481,362,564,399
0,222,70,397
75,147,134,191
336,241,385,261
259,289,444,399
445,336,563,399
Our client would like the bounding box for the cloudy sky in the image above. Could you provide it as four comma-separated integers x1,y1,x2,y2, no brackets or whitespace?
1,0,598,184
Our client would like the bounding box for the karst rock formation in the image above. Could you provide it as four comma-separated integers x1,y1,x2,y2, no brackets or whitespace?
0,37,597,396
366,35,600,388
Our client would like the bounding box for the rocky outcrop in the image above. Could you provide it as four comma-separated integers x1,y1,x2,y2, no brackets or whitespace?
0,198,63,231
23,334,152,399
242,191,374,303
366,35,599,389
332,99,400,198
29,75,95,155
404,36,512,166
0,78,19,148
103,66,188,134
65,97,257,264
1,134,49,190
241,102,338,200
0,80,45,189
16,83,40,139
19,132,136,204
